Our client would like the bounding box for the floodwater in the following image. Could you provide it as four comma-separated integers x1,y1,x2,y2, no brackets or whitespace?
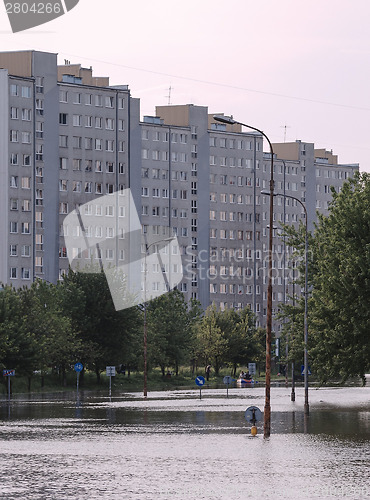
0,385,369,499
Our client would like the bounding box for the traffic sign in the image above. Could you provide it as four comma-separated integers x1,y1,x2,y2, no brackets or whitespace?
223,376,233,385
301,365,311,376
2,369,15,377
245,406,263,423
106,366,116,377
248,363,256,375
74,363,83,372
195,376,205,386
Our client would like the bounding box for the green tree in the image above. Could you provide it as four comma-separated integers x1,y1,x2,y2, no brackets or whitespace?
196,305,228,376
280,173,370,384
147,289,201,376
59,268,142,383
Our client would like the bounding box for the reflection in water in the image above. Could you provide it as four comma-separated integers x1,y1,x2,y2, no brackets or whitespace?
0,387,369,499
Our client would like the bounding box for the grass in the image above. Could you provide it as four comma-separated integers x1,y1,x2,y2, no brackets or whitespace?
1,366,363,397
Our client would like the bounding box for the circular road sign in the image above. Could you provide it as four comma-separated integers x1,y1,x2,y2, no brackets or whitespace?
74,362,83,372
223,376,233,385
195,376,205,386
245,406,263,423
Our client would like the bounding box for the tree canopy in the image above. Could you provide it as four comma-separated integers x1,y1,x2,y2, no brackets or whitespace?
280,172,370,384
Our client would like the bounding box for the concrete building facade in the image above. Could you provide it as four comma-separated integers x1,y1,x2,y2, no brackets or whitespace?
0,51,359,334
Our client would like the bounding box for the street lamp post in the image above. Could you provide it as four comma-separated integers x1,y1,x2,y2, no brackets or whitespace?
143,237,174,398
262,190,309,415
214,115,274,438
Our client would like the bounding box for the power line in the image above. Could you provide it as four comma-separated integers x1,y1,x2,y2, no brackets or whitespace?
57,50,370,112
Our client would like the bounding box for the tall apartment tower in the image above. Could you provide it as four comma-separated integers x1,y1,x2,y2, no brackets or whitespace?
0,50,141,287
0,51,359,334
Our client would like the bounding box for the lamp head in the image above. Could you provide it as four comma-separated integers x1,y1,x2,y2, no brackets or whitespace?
213,115,236,125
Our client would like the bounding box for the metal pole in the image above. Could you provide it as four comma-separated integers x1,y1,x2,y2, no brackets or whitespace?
213,115,274,438
144,247,148,398
8,376,10,402
262,190,308,411
143,237,174,398
303,216,309,415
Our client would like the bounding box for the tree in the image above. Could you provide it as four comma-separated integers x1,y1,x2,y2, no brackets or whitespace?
147,289,201,376
59,268,142,383
281,173,370,384
196,305,228,376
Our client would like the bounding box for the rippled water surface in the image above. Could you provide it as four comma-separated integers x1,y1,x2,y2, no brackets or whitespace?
0,386,369,499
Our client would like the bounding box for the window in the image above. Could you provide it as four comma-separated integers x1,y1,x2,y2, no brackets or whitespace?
21,132,31,144
10,153,18,165
21,222,31,234
10,267,17,279
35,99,43,114
35,76,44,93
95,95,102,106
105,96,114,108
10,199,18,210
10,107,18,119
22,108,32,121
10,84,18,96
59,113,68,125
59,90,68,102
73,92,82,104
73,181,81,193
73,159,81,171
106,118,114,130
36,121,43,138
95,160,103,172
21,177,31,189
10,221,18,233
106,184,114,194
95,138,103,150
22,245,31,257
59,135,68,148
21,86,31,98
10,244,17,256
59,179,68,191
59,202,68,214
118,97,125,109
10,130,18,142
85,137,92,149
106,140,114,152
85,115,92,127
73,114,82,126
106,162,114,173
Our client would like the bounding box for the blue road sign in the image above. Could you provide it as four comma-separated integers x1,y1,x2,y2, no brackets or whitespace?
3,369,15,376
74,363,83,372
301,365,311,376
195,376,205,386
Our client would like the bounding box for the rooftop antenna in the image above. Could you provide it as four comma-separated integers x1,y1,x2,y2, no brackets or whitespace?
280,124,291,142
165,85,173,105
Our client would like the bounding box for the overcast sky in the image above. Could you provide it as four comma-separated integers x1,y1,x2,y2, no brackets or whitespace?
1,0,369,171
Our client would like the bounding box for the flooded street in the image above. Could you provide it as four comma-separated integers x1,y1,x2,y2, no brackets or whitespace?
0,385,369,499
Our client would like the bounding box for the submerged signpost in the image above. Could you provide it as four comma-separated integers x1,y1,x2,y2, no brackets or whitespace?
223,375,233,398
74,363,83,396
3,369,15,401
195,376,205,399
106,366,116,397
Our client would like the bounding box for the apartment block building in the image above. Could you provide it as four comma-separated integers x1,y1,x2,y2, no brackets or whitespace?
0,51,359,333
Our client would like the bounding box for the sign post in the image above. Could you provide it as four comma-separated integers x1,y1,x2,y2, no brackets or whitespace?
245,405,263,436
195,375,205,399
223,375,233,398
3,369,15,401
106,366,116,397
74,363,83,394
